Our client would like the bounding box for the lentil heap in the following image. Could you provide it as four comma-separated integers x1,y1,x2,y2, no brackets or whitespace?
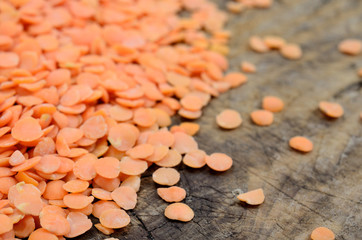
0,0,241,238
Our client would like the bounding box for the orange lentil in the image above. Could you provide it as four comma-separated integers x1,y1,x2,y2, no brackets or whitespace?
223,72,248,88
126,144,154,159
0,207,13,215
36,34,59,52
94,223,114,235
0,199,9,209
41,205,67,218
152,168,180,186
156,149,182,168
109,105,133,122
264,36,286,49
92,200,119,219
250,110,274,126
37,171,67,181
254,0,273,8
9,208,25,224
0,167,14,177
65,212,92,238
34,155,61,174
0,52,19,68
63,194,94,210
262,96,284,112
13,215,35,238
0,134,18,148
57,157,74,174
133,108,157,127
180,95,204,111
178,108,202,119
147,145,169,162
206,153,233,171
108,123,139,152
0,214,13,234
9,150,25,166
80,115,108,140
15,171,39,186
63,180,90,193
154,108,172,127
111,186,137,210
280,43,303,60
147,130,175,147
73,153,97,181
39,213,70,236
94,157,120,179
46,69,71,87
70,203,93,216
164,203,194,222
121,175,141,192
0,157,11,167
240,61,257,73
179,122,200,136
0,177,17,195
183,150,207,168
11,156,41,172
226,2,245,13
157,186,187,202
100,209,130,229
28,228,58,240
338,39,362,55
289,136,313,153
172,132,198,154
249,36,270,53
8,182,43,216
0,35,13,50
311,227,335,240
119,156,148,176
43,180,68,200
11,117,43,142
237,188,265,205
319,101,344,118
216,109,242,129
92,188,112,201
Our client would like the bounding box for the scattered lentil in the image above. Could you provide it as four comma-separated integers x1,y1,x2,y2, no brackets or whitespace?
241,61,257,73
250,110,274,126
262,96,284,112
249,36,270,53
164,203,194,222
152,168,181,186
280,43,303,60
264,36,286,49
216,109,243,129
206,153,233,171
157,186,187,202
289,136,313,153
237,188,265,205
338,39,362,55
311,227,335,240
319,101,344,118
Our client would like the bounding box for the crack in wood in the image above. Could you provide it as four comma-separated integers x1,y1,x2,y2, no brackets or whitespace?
130,210,155,240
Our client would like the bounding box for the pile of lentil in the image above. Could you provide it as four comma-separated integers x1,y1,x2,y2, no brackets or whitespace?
0,0,248,239
0,0,356,239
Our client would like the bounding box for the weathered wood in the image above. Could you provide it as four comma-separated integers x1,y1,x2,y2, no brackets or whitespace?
79,0,362,239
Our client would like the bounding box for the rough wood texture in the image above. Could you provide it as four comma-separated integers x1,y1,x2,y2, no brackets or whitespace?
79,0,362,239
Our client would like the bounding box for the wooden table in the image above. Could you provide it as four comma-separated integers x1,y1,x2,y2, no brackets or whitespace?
80,0,362,239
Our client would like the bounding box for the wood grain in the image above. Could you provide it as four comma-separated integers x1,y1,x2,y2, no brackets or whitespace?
78,0,362,239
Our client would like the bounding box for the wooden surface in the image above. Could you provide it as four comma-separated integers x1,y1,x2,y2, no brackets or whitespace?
79,0,362,239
